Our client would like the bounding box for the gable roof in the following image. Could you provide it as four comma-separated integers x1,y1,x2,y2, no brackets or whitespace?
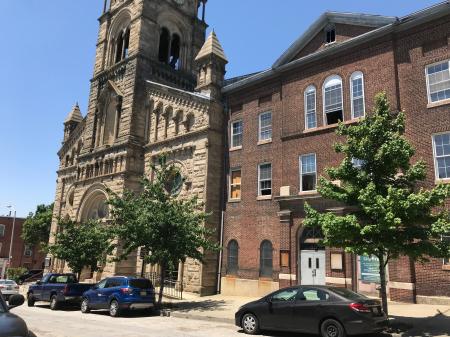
223,1,450,95
272,12,396,68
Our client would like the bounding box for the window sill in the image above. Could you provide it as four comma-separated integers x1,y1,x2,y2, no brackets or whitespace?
257,195,273,201
298,190,319,196
427,99,450,109
289,119,361,139
257,139,272,146
442,265,450,271
436,179,450,185
228,199,241,203
229,146,242,152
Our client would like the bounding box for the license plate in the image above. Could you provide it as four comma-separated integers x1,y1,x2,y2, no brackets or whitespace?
140,291,147,296
6,287,12,290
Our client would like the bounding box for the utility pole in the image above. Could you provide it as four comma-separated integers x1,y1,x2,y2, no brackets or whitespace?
7,206,17,269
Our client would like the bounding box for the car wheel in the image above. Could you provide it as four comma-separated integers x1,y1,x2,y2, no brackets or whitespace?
27,294,35,307
320,318,346,337
109,300,121,317
50,295,60,311
81,298,91,314
242,313,260,335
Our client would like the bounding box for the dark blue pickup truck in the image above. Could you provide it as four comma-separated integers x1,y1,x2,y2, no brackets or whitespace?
27,273,93,310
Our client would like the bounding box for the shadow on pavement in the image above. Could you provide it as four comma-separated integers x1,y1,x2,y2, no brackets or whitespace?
387,313,450,337
33,304,80,312
164,299,227,313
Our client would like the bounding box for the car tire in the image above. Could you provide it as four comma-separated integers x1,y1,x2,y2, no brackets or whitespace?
320,318,346,337
50,295,60,311
81,298,91,314
241,313,260,335
27,294,35,307
109,300,121,317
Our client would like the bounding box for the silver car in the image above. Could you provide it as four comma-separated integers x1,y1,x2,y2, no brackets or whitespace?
0,280,20,301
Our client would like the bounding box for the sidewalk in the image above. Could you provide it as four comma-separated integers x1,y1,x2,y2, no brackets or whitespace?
164,293,450,336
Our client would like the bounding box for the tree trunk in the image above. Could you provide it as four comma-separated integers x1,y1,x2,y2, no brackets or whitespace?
378,254,388,316
157,263,166,308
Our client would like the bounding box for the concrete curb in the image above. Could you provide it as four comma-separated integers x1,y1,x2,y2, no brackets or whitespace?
170,312,235,325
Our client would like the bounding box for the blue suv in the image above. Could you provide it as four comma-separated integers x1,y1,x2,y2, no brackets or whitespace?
81,277,155,317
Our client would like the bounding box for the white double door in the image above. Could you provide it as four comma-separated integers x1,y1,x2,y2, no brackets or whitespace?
300,250,326,285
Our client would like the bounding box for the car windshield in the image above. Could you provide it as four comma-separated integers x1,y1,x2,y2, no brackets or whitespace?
129,279,153,289
330,287,368,300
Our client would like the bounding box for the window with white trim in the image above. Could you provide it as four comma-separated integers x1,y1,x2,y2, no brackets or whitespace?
258,163,272,196
426,60,450,103
300,154,317,192
0,224,5,237
229,169,241,200
230,120,243,148
305,86,317,129
350,72,365,118
432,132,450,180
323,75,343,125
443,235,449,266
259,111,272,141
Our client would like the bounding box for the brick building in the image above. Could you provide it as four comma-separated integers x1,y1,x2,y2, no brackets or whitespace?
0,216,46,279
220,3,450,304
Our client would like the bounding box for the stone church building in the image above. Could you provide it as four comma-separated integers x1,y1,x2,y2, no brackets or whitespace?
50,0,450,303
50,0,227,295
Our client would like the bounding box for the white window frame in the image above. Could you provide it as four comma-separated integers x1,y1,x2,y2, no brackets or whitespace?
258,163,272,197
350,71,366,119
304,85,317,130
229,168,242,201
0,224,5,237
230,120,243,149
258,111,272,142
300,153,317,192
443,235,450,266
432,132,450,182
425,59,450,104
323,75,344,126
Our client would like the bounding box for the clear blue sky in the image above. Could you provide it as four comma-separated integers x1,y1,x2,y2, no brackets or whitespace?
0,0,439,217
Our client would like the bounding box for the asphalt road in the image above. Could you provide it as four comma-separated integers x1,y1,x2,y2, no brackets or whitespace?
13,304,245,337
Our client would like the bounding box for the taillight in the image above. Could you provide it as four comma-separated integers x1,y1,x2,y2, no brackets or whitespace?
120,287,133,295
349,302,371,313
63,285,69,295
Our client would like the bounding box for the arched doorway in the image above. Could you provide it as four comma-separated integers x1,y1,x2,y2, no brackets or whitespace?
299,226,325,285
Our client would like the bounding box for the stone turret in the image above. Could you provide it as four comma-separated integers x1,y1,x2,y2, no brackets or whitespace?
195,31,228,100
63,103,83,142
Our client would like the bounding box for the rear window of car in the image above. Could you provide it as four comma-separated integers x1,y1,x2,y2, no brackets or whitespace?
331,287,368,300
129,279,153,289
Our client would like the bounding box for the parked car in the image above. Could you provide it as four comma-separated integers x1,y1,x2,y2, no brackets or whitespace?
0,290,29,337
27,273,93,310
81,276,155,317
0,280,20,300
18,270,43,285
235,286,388,337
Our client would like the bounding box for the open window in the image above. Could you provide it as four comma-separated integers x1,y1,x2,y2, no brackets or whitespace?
158,28,171,64
169,34,181,69
325,25,336,44
323,75,343,125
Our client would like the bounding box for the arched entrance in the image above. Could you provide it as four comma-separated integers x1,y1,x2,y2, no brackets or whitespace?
298,226,325,285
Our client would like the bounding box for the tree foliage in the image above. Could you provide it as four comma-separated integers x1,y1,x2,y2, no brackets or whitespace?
22,204,54,247
108,155,219,305
304,92,450,314
46,219,116,279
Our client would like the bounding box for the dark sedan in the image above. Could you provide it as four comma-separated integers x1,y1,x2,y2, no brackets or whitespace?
235,286,388,337
0,291,29,337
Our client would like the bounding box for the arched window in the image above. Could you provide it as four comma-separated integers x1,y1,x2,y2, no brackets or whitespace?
158,28,171,64
227,240,239,275
323,75,343,125
304,85,317,129
260,240,273,278
113,28,130,64
350,71,365,119
169,34,181,69
0,224,5,237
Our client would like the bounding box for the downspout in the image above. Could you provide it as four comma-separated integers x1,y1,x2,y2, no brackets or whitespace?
217,211,225,294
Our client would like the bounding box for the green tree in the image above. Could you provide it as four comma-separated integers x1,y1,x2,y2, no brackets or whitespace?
46,219,116,280
22,204,54,247
108,155,219,306
304,93,450,314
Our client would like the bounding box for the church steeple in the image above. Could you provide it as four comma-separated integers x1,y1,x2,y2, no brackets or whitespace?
63,103,83,142
195,31,228,100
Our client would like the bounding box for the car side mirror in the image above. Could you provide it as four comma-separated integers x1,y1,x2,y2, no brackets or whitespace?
36,280,42,285
8,295,25,309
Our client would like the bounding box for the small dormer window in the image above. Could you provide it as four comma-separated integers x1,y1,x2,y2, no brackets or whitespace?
325,25,336,44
